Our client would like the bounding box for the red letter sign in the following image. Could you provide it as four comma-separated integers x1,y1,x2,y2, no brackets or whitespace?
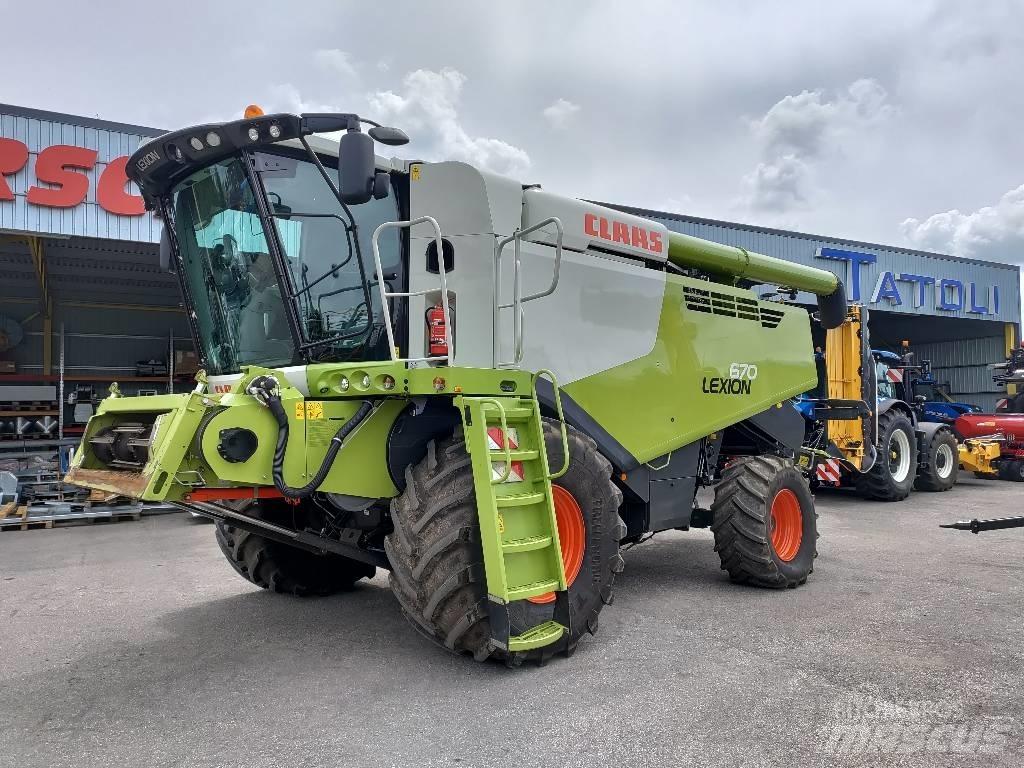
97,156,146,215
0,138,29,201
27,145,99,208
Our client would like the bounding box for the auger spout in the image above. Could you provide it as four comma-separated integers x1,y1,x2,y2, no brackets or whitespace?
666,231,846,327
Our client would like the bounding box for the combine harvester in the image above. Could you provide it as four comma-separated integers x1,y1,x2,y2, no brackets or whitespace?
797,306,960,501
66,108,846,663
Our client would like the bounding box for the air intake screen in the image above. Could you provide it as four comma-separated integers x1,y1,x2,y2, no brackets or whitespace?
683,286,786,329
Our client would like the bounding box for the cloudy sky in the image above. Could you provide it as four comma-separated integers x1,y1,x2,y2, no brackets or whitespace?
4,0,1023,269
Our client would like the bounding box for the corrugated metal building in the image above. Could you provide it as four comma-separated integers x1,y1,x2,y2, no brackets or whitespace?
607,205,1021,411
1,104,189,446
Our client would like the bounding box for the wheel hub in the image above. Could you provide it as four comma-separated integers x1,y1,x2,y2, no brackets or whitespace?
935,443,954,479
888,429,912,483
770,488,803,562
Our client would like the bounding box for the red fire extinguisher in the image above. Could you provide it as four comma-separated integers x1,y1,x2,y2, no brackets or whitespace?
426,303,451,356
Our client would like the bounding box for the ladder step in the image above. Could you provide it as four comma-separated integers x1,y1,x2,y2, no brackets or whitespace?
484,406,535,422
507,579,561,601
489,449,539,461
502,535,553,553
508,620,565,652
495,491,546,508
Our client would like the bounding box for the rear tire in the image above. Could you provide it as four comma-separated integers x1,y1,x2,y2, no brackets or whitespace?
856,410,917,501
914,429,959,492
711,456,817,589
998,459,1024,482
214,501,376,596
384,422,624,663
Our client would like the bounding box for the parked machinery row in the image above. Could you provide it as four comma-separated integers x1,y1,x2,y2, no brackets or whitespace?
796,306,1024,499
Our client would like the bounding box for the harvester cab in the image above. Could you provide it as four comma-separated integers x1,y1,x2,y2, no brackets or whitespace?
797,306,960,500
66,108,848,663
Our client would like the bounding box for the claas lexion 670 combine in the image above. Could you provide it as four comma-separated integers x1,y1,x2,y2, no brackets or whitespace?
66,108,847,664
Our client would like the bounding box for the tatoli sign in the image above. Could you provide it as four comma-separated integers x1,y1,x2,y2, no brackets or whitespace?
0,137,145,216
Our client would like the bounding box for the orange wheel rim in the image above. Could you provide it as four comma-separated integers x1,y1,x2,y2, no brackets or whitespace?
528,485,586,605
770,488,803,562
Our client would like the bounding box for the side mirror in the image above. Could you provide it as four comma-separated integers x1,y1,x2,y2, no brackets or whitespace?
914,395,927,404
338,130,375,205
373,171,390,200
159,225,172,272
368,125,410,146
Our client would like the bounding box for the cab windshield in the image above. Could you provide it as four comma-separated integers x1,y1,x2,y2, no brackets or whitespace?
169,152,401,375
876,360,895,399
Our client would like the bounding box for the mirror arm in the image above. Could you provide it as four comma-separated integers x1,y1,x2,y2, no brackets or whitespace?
297,135,357,230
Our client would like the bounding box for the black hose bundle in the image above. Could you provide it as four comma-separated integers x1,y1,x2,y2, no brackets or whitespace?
247,375,373,500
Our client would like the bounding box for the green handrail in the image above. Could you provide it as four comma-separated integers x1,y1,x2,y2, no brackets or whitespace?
533,369,569,480
478,398,513,484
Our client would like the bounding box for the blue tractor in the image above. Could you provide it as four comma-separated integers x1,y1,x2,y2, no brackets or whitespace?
797,308,959,501
896,352,981,426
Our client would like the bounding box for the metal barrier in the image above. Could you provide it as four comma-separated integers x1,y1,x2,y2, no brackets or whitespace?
493,217,564,369
371,216,454,364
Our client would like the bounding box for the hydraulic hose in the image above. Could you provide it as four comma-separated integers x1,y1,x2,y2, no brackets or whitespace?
248,375,374,500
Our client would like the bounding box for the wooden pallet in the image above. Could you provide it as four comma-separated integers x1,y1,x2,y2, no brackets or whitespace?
0,505,54,530
0,506,141,530
5,518,55,531
86,489,121,505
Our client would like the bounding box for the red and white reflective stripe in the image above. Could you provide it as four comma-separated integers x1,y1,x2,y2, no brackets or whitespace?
886,368,903,383
816,458,842,485
491,460,525,483
486,427,519,451
487,427,524,483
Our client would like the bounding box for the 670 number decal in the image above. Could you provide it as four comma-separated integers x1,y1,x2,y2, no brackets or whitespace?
728,363,759,380
703,362,757,395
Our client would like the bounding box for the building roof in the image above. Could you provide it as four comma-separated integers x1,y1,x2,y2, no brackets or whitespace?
0,103,165,138
599,201,1021,274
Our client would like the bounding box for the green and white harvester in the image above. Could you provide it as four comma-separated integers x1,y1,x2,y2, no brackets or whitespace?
66,109,847,664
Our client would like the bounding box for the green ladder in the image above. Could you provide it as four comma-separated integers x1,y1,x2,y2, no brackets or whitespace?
456,372,571,654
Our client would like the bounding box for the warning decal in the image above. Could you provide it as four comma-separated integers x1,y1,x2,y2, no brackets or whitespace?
295,401,325,420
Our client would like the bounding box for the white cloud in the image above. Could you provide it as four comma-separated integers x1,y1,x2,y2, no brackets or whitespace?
740,79,893,212
313,49,358,80
542,98,580,129
901,183,1024,264
369,68,531,177
266,83,339,115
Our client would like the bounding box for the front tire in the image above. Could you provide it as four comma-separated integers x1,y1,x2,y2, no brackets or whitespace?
711,456,818,589
214,501,376,596
914,429,959,492
856,410,917,501
384,422,624,663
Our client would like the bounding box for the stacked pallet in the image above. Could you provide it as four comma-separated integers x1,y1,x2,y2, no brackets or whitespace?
0,492,151,531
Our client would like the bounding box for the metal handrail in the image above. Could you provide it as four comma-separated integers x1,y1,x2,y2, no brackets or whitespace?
533,369,569,480
493,217,564,368
371,216,453,365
